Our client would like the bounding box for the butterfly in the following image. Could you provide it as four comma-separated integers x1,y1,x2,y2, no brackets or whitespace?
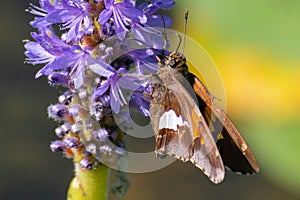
149,51,259,184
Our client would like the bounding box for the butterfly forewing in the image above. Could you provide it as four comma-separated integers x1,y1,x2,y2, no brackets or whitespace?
150,67,225,183
192,75,260,174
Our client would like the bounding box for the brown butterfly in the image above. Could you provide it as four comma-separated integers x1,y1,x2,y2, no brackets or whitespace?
149,51,259,183
148,9,259,183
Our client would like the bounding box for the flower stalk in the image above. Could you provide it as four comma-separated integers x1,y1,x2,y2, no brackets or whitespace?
68,163,109,200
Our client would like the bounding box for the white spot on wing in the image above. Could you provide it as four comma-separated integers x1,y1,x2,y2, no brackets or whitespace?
241,143,248,155
158,110,188,131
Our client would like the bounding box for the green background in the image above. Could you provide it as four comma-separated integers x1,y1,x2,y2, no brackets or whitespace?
1,1,300,199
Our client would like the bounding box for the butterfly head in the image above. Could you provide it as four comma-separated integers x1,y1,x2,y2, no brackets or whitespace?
166,52,186,68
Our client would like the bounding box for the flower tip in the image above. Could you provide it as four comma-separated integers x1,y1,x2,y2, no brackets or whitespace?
48,104,69,121
35,72,42,79
64,137,81,149
50,141,65,152
79,158,94,170
22,39,30,43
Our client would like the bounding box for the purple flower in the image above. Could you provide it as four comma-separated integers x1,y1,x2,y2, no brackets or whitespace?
47,0,93,42
25,28,117,89
28,1,61,28
98,0,147,38
29,0,95,42
91,67,143,113
25,28,82,77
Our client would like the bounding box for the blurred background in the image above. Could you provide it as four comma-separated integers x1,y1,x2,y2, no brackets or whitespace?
1,1,300,199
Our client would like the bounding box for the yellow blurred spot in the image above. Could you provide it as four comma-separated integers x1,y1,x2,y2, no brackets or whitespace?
241,143,248,154
217,133,223,140
200,138,205,145
215,48,300,122
115,0,124,4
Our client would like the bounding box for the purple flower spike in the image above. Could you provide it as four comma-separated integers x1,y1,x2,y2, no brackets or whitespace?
25,0,175,178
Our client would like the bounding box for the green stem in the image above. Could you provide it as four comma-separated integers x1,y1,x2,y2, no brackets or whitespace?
67,163,109,200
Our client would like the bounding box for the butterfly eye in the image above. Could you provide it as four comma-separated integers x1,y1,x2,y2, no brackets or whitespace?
169,59,175,67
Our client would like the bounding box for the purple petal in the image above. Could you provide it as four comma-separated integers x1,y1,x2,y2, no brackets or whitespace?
147,15,172,27
118,75,145,90
46,9,72,24
50,56,75,70
129,92,150,116
30,18,51,28
48,72,68,85
119,4,144,22
104,0,114,8
113,13,128,38
88,58,115,77
72,67,85,89
35,64,54,78
156,0,175,9
98,8,112,25
92,80,110,100
110,89,120,113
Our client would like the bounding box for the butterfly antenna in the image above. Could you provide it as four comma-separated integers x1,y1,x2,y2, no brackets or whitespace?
182,9,189,55
161,15,167,57
174,32,182,53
